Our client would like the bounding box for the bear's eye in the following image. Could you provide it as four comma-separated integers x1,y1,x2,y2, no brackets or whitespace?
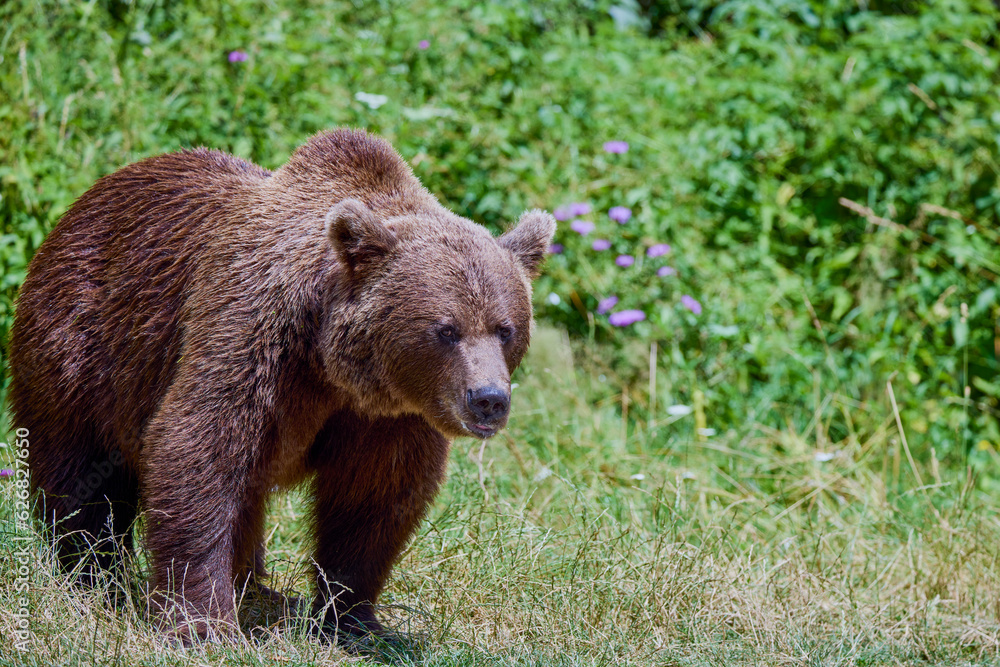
496,325,513,344
438,326,460,345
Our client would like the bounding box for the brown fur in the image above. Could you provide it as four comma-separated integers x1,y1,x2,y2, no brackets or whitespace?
8,128,555,640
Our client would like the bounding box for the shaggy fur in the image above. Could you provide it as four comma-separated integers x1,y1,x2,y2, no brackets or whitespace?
8,128,555,641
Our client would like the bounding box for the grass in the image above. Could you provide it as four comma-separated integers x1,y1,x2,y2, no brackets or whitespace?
2,329,1000,666
2,0,1000,664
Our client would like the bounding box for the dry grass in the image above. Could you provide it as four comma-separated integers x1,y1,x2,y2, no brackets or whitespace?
2,330,999,666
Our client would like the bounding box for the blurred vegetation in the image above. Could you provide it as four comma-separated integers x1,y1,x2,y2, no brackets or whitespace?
2,0,998,483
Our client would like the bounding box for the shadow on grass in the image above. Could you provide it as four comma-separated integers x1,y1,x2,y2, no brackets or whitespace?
238,586,432,664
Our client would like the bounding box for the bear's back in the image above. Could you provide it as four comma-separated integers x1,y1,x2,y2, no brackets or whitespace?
11,130,440,458
10,149,272,453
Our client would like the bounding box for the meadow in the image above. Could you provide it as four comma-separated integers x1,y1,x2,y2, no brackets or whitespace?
1,1,1000,665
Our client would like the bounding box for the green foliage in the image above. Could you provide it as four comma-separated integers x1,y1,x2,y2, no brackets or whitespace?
614,0,972,37
554,0,1000,472
1,2,999,475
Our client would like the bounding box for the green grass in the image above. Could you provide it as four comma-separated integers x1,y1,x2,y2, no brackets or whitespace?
2,333,1000,665
2,0,1000,664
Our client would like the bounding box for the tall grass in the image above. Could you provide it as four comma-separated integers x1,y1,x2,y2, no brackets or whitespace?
2,332,999,665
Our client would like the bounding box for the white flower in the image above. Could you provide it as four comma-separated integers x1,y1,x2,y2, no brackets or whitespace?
533,467,554,482
355,91,389,109
666,404,693,416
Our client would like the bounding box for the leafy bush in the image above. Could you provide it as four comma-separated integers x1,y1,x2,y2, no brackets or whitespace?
1,0,998,486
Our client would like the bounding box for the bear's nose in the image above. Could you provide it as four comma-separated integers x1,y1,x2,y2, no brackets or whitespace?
467,387,510,422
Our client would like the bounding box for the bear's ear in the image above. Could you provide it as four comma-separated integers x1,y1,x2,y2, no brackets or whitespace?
325,198,397,272
498,209,557,280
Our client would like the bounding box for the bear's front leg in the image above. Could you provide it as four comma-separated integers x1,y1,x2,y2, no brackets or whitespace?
310,412,450,638
142,394,272,643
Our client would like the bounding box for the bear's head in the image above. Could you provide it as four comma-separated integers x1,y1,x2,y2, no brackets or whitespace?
322,198,556,439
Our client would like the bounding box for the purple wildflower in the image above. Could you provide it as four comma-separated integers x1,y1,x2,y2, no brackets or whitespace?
609,309,646,327
657,266,677,277
228,50,248,63
548,243,564,254
569,202,591,216
570,220,595,236
681,295,702,315
647,243,671,258
0,469,12,478
418,39,430,50
615,254,634,267
609,206,632,224
603,140,629,154
592,239,611,251
596,296,619,314
554,206,573,221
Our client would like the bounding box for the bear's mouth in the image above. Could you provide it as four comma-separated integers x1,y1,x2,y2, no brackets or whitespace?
462,421,499,439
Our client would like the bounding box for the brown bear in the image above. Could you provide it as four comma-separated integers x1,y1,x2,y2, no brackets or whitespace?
8,128,555,642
